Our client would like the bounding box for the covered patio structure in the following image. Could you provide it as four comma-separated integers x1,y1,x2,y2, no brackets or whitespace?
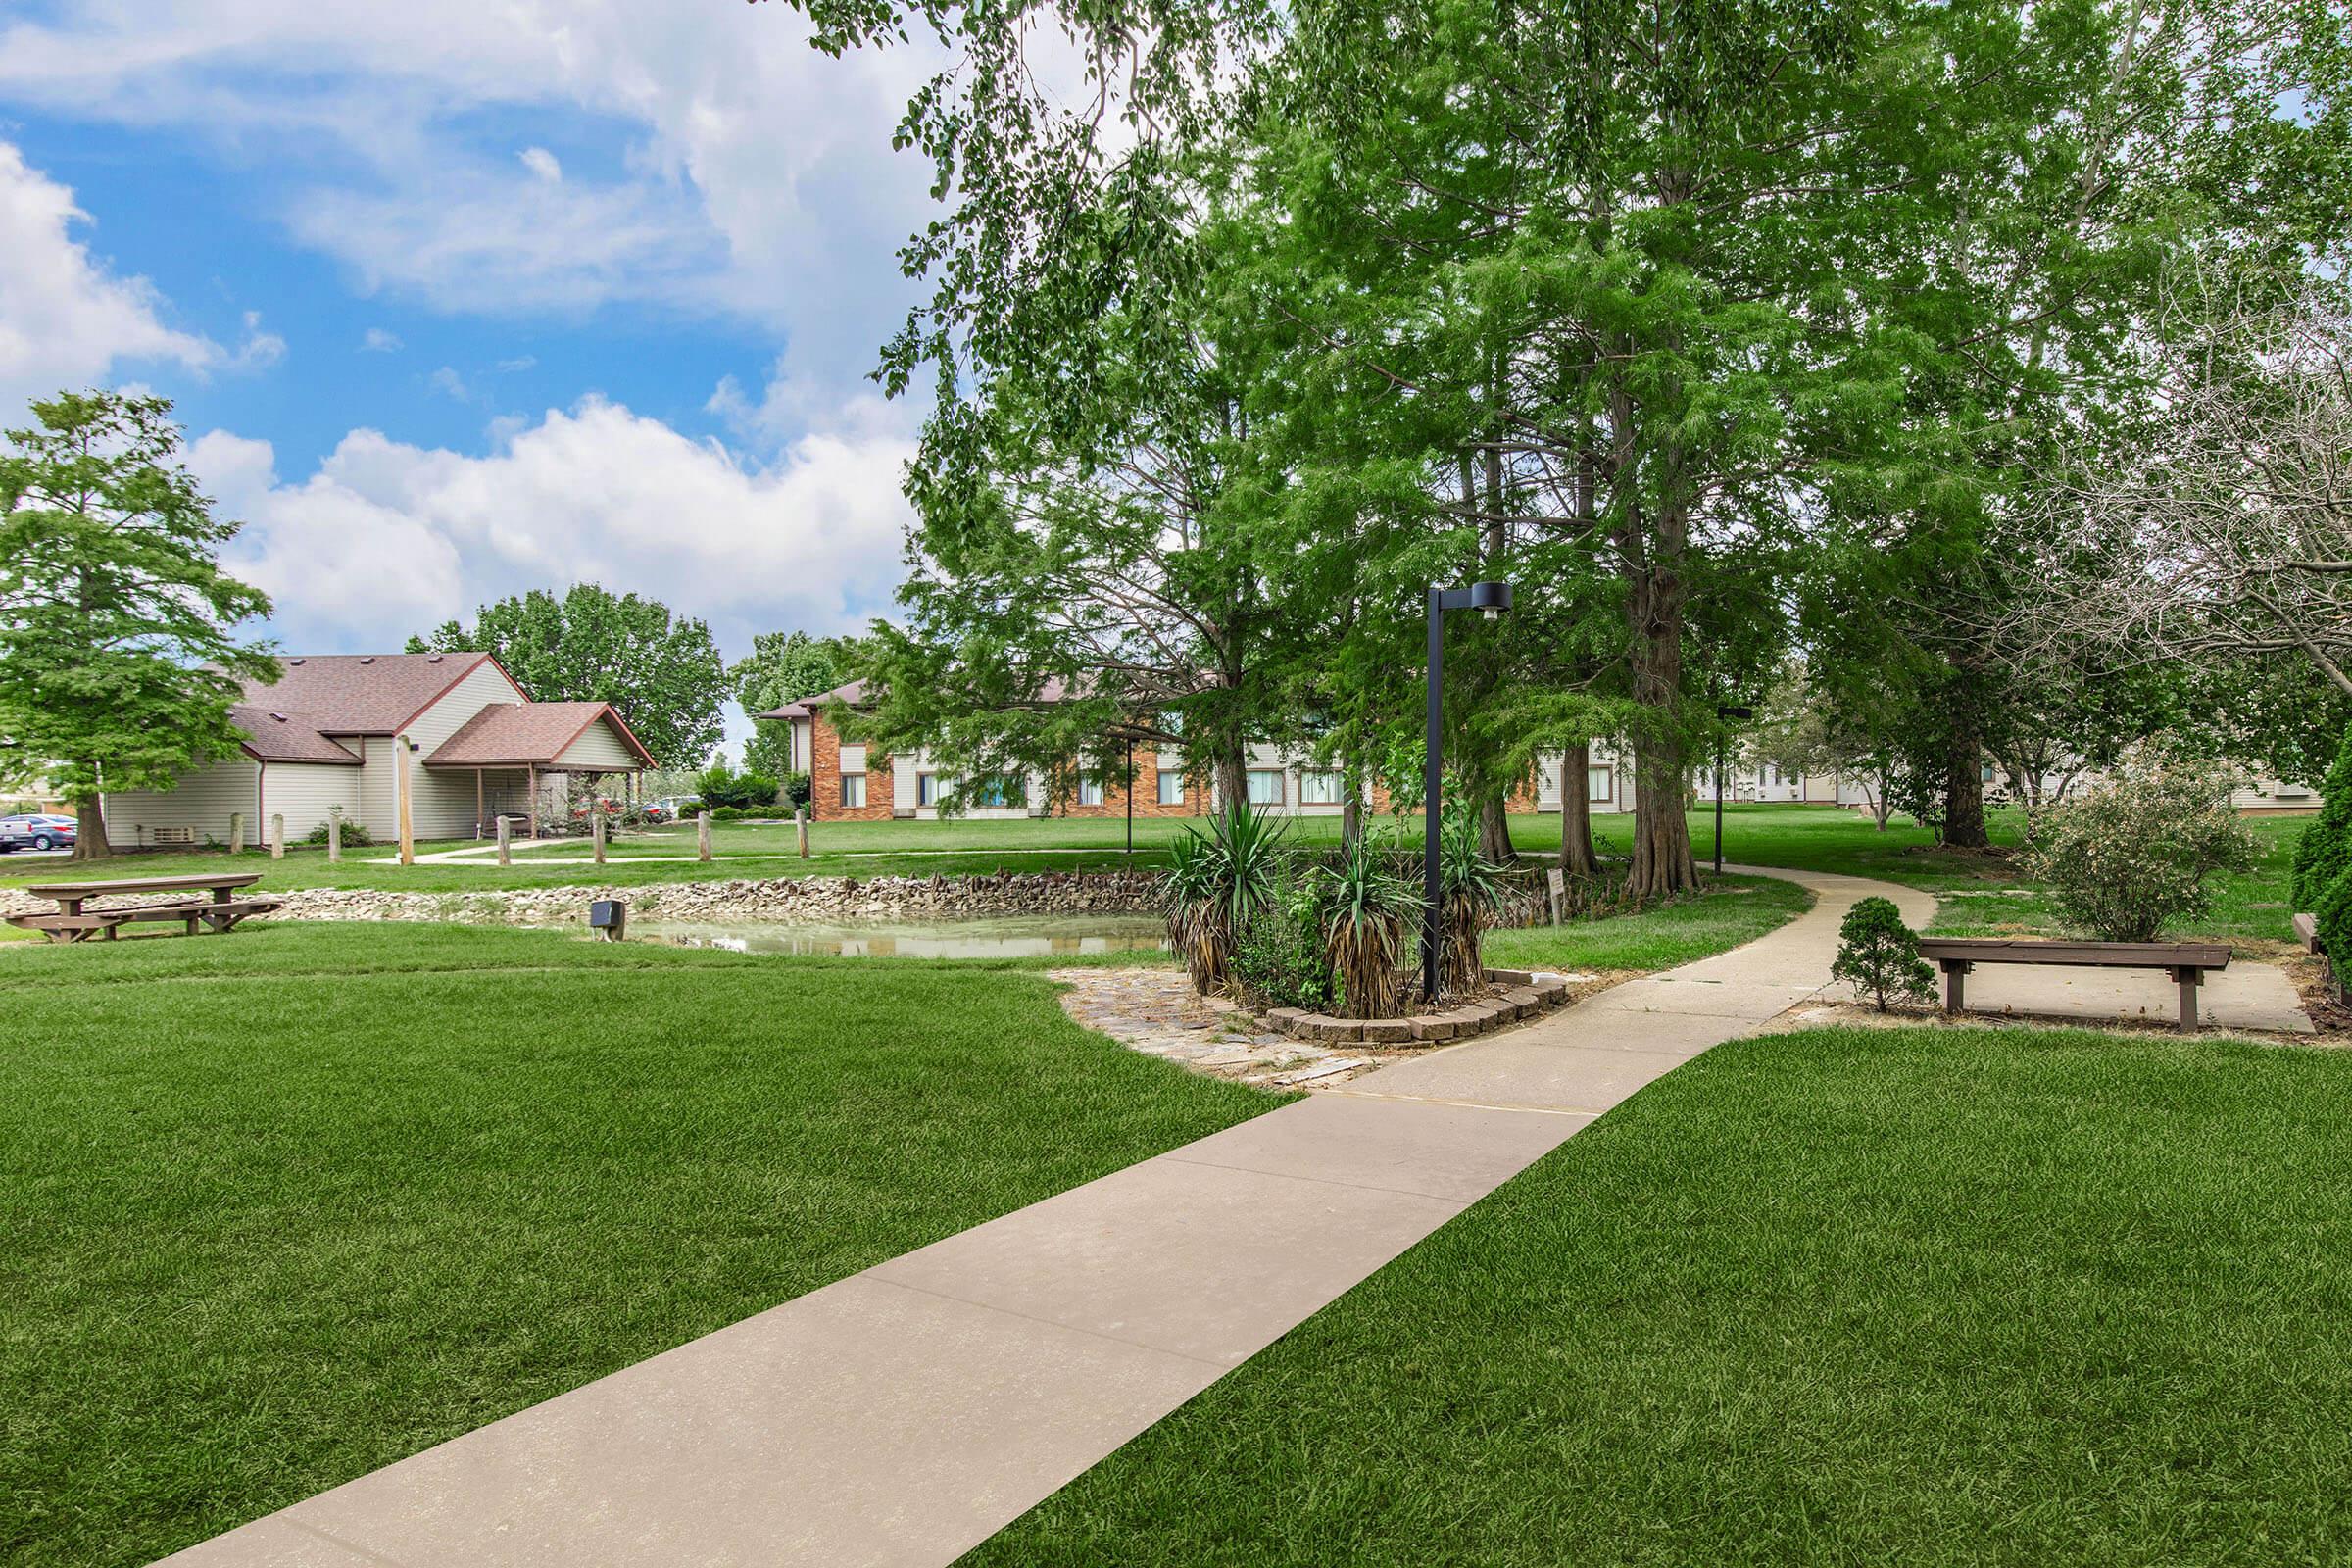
423,701,657,838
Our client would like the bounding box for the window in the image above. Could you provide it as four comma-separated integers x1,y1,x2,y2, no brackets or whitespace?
917,772,939,807
975,772,1024,808
1588,766,1613,803
1247,769,1285,806
1298,771,1344,806
1078,775,1105,807
1156,770,1185,806
841,773,866,808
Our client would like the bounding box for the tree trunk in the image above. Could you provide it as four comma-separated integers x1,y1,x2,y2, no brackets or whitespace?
69,786,112,860
1625,556,1699,899
1559,744,1600,876
1943,716,1989,849
1213,748,1247,814
1342,771,1363,847
1478,793,1513,865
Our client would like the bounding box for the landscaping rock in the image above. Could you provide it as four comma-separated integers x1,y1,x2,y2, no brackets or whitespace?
1358,1018,1414,1044
1409,1015,1458,1042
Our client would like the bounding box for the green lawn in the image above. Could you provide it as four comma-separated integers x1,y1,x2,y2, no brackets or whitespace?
970,1024,2352,1567
1487,872,1813,973
0,923,1283,1568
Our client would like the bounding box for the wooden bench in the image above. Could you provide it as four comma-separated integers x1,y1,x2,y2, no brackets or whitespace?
6,873,282,944
2295,912,2321,954
1915,938,2233,1035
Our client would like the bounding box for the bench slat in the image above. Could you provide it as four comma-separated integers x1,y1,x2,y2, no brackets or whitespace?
1916,938,2231,971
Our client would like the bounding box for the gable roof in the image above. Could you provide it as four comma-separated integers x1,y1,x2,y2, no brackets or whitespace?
757,678,867,722
423,701,656,768
229,705,363,765
240,652,510,734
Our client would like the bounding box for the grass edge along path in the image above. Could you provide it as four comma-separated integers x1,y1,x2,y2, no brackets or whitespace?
0,923,1285,1568
965,1023,2352,1568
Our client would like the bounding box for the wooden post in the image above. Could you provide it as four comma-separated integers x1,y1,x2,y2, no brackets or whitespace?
327,807,342,862
396,734,415,866
1546,867,1565,926
229,811,245,855
475,768,486,840
270,813,284,860
796,804,810,859
592,804,607,865
697,810,712,861
526,763,538,840
497,814,512,866
2175,967,2199,1035
1942,960,1967,1015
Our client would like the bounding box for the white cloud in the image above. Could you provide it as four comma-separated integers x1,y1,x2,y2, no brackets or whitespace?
230,309,287,370
361,326,403,352
0,139,219,416
518,146,562,183
194,397,913,656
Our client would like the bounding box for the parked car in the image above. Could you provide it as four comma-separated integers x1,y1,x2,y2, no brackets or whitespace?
0,813,77,852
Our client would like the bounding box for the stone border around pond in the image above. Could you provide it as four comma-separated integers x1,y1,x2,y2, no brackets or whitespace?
1243,967,1579,1047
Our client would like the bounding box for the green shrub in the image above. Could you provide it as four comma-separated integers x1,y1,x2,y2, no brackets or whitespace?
696,762,782,811
2024,749,2258,943
2291,725,2352,909
299,819,373,847
2317,868,2352,1004
782,771,812,808
1229,878,1338,1013
1831,896,1936,1011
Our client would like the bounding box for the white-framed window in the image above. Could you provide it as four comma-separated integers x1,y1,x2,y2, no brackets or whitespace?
1588,766,1613,803
917,772,939,807
1078,775,1105,807
1298,771,1344,805
1247,769,1285,806
841,773,866,808
1156,770,1185,806
974,772,1024,808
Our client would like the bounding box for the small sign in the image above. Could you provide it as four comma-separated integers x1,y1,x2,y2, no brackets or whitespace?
1545,868,1565,926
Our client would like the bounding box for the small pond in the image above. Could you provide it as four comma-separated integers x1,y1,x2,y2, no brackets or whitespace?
635,914,1170,959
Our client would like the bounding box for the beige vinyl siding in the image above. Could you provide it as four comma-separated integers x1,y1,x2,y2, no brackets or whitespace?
258,763,364,841
553,717,642,771
368,659,533,841
405,660,529,753
103,758,261,846
353,737,400,839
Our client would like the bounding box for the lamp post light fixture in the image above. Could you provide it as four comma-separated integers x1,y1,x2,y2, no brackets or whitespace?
1713,703,1755,874
1424,579,1513,1002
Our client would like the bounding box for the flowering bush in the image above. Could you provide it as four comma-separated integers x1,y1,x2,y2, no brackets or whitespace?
2025,750,2258,943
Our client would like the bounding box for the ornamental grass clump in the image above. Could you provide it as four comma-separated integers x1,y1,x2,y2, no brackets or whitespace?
1160,799,1288,995
1437,801,1510,997
1830,896,1936,1011
1315,831,1424,1018
2024,749,2258,944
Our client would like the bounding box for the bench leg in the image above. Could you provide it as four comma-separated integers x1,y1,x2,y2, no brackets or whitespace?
1942,960,1967,1016
2176,968,2199,1034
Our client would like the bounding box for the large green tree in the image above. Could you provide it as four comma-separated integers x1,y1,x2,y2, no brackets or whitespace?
731,630,856,774
410,585,726,767
0,392,276,859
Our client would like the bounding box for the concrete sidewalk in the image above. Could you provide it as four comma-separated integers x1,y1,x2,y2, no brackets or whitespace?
159,865,1923,1568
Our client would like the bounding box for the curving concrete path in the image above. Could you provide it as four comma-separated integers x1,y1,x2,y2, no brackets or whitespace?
157,865,1927,1568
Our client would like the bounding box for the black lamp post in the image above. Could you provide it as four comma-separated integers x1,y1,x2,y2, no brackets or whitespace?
1712,703,1754,874
1424,579,1513,1001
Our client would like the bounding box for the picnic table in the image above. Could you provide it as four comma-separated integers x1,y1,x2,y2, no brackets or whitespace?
6,872,284,944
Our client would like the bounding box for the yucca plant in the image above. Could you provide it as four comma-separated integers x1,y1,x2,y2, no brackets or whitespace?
1159,798,1289,995
1315,830,1424,1018
1437,799,1509,996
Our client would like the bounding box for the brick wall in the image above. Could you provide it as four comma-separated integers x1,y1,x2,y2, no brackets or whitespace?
1049,748,1206,819
808,712,897,822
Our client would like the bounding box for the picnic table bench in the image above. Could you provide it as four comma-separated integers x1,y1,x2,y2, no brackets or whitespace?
1915,937,2232,1035
6,873,283,944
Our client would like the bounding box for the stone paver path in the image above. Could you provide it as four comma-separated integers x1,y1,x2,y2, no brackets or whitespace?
159,865,1916,1568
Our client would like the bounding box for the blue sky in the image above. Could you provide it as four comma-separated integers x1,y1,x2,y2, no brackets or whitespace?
0,0,956,759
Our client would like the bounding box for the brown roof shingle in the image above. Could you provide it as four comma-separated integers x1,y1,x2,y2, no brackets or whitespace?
240,652,504,733
229,705,363,764
423,702,654,767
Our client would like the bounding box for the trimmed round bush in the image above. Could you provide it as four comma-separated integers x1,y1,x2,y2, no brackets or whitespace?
1831,895,1936,1011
